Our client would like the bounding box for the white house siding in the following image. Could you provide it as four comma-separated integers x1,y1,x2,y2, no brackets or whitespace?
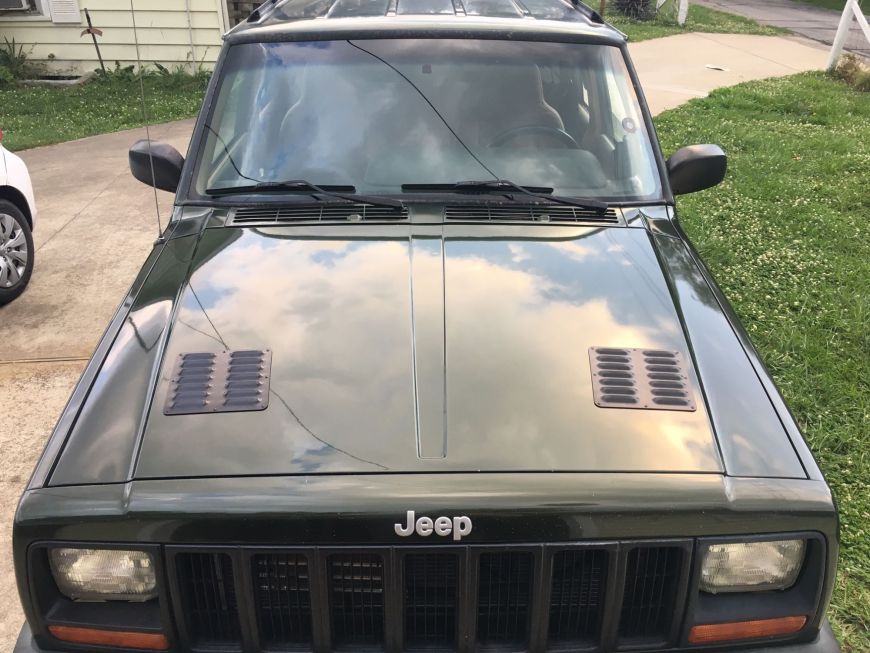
0,0,228,75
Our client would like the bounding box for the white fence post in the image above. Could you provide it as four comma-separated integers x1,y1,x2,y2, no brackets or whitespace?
677,0,688,25
827,0,870,70
656,0,689,26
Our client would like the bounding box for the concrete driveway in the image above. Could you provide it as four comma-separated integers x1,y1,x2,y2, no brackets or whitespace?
0,120,190,647
0,32,828,650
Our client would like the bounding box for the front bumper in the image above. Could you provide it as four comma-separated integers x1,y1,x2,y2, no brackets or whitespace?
14,620,842,653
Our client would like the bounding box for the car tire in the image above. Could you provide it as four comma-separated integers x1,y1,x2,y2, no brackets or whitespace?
0,199,34,306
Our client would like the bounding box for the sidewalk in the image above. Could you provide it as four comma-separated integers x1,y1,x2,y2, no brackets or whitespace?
0,30,832,652
697,0,870,58
630,32,828,113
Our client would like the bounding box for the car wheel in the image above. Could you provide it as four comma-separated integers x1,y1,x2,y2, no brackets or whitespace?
0,199,34,306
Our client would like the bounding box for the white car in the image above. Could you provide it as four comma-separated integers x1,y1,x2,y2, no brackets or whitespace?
0,131,37,305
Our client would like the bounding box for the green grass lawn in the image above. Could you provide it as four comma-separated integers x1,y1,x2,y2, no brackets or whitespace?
655,72,870,651
604,1,786,40
0,73,209,152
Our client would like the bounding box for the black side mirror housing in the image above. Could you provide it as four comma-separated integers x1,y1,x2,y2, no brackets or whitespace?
129,140,185,193
666,144,727,195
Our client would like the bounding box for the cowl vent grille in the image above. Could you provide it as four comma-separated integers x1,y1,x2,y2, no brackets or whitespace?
588,347,695,411
164,349,272,415
231,204,409,225
444,204,620,224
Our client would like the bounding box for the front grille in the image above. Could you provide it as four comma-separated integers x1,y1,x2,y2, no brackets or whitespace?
404,554,459,650
253,553,313,650
548,549,607,648
619,546,684,644
175,552,241,649
170,543,687,652
329,554,386,649
477,552,533,649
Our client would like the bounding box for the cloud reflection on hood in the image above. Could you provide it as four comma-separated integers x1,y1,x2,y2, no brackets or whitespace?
135,226,721,479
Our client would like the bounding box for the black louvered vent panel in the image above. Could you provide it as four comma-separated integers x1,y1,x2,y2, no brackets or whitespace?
642,350,694,409
589,347,695,412
589,348,638,407
548,549,607,648
329,554,386,649
176,552,241,649
165,350,272,415
232,205,409,224
166,352,216,415
225,349,270,411
253,554,313,650
444,204,620,224
619,547,682,643
477,552,533,649
404,554,459,650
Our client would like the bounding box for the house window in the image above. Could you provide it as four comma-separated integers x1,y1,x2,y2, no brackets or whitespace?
0,0,81,22
0,0,39,13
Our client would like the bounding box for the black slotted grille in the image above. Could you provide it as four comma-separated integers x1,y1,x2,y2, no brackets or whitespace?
253,554,313,650
171,543,688,652
619,547,683,643
176,552,241,649
476,552,533,649
329,554,386,649
548,549,607,647
444,204,621,224
231,204,409,225
404,554,459,650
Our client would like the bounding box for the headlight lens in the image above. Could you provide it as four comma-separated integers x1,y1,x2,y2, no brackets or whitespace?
700,539,805,594
49,548,157,602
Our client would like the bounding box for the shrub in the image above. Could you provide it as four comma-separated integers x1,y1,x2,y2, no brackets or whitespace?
0,38,39,79
613,0,653,19
833,54,870,92
0,64,14,87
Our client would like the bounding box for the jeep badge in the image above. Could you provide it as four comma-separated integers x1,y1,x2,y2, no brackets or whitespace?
395,510,472,541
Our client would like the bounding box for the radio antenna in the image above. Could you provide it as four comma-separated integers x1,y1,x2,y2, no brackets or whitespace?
128,0,163,237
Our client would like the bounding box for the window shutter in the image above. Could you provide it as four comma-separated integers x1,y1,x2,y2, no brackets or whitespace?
48,0,81,23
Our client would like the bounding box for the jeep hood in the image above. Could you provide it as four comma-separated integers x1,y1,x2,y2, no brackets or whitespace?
125,223,731,479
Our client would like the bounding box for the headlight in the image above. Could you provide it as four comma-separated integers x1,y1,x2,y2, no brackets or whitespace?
49,548,157,602
700,539,805,594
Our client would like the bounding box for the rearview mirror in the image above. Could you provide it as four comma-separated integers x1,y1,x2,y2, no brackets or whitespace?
129,140,185,193
666,144,727,195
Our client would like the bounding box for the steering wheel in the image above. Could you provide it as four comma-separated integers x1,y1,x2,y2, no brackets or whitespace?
489,125,580,149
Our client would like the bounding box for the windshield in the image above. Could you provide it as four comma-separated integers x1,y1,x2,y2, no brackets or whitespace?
194,39,662,202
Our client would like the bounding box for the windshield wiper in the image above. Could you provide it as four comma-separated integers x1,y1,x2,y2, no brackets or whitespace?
402,180,608,212
207,180,404,209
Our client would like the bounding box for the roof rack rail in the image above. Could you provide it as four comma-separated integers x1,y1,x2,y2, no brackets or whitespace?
569,0,604,24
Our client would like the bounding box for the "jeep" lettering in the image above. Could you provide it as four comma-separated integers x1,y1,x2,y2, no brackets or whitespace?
394,510,473,541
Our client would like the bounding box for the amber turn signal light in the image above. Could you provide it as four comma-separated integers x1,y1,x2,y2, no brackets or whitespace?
49,625,169,650
688,615,807,644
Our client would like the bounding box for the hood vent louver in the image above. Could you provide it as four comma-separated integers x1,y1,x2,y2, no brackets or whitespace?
444,204,620,224
230,205,409,225
589,347,695,411
164,350,272,415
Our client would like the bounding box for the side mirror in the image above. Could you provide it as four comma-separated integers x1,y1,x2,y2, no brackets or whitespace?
666,144,727,195
129,140,185,193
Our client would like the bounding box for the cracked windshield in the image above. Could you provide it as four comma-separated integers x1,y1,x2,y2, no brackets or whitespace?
196,38,661,201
